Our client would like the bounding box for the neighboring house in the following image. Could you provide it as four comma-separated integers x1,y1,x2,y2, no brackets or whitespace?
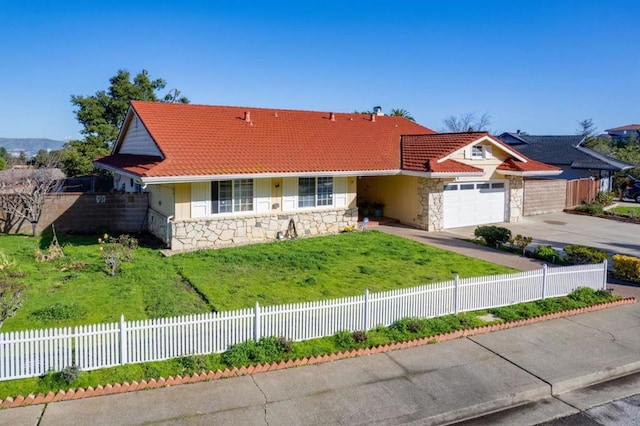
498,133,633,191
95,102,558,250
605,124,640,141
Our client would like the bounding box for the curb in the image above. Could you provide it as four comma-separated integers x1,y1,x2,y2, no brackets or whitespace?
0,297,635,409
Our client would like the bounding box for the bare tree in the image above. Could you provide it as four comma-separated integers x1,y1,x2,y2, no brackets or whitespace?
0,153,64,236
441,112,492,132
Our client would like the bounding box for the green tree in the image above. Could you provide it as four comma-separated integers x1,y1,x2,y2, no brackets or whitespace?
33,149,51,168
577,118,597,139
388,108,415,122
61,69,189,176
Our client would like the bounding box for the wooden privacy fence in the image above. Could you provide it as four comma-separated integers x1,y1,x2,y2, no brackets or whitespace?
0,262,607,381
566,178,601,209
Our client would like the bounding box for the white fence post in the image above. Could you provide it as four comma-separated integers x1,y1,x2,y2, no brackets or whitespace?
254,301,261,341
602,259,608,290
454,275,460,314
363,289,369,331
541,264,548,300
74,326,79,368
120,315,127,365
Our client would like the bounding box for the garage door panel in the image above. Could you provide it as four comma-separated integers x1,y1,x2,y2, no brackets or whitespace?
443,182,506,228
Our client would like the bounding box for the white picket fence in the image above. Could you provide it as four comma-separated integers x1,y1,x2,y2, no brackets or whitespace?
0,262,607,381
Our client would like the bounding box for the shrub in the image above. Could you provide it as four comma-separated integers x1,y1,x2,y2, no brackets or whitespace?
613,254,640,282
563,245,608,265
222,336,288,366
0,250,16,271
352,330,368,343
334,330,356,350
98,234,138,276
575,203,604,215
509,234,532,255
594,191,615,206
58,365,81,385
533,245,563,264
474,226,512,248
35,226,65,262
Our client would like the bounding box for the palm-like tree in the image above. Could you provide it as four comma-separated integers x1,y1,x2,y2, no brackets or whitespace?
388,108,415,122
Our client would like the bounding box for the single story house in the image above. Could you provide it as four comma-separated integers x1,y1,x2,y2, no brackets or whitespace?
498,132,633,191
95,102,559,250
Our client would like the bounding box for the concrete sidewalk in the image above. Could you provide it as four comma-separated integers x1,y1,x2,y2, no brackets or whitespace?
2,303,639,425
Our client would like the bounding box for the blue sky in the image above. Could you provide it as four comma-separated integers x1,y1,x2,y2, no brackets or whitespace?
1,0,638,140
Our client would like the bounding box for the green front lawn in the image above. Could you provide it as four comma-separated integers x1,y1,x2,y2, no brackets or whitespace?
1,230,515,331
608,205,640,217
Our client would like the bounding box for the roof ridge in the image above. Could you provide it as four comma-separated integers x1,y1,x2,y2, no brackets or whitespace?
131,100,399,117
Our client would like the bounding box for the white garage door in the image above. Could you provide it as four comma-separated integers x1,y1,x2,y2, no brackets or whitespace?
443,181,506,228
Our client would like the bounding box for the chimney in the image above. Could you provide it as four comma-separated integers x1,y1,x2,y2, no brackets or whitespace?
516,129,521,134
370,114,376,122
373,106,383,116
330,112,335,121
244,111,251,122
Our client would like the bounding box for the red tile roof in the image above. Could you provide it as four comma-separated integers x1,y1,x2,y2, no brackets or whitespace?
402,132,560,174
607,124,640,132
100,101,435,178
402,132,489,172
97,154,162,176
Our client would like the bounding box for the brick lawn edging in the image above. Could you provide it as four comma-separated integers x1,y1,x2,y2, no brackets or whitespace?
1,297,635,409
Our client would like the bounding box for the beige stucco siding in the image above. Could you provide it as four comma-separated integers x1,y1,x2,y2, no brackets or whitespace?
119,114,162,157
148,184,175,217
449,142,512,180
358,175,419,226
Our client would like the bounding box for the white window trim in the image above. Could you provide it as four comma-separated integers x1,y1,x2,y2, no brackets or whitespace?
471,145,484,159
210,179,255,216
297,177,334,210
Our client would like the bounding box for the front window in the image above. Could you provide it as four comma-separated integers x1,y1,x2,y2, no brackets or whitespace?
211,179,253,214
298,177,333,208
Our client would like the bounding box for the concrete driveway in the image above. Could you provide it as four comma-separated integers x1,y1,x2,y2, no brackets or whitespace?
444,210,640,259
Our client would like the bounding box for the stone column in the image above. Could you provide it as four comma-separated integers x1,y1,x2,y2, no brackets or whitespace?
508,176,524,222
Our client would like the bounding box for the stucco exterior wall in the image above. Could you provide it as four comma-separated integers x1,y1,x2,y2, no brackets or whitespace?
147,184,175,218
358,175,419,226
170,208,358,251
523,178,566,216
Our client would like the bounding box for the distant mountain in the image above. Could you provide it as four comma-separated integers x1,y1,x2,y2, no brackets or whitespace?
0,138,66,157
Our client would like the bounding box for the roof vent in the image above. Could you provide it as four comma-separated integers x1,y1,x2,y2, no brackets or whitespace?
370,114,376,122
330,112,335,121
244,111,251,122
373,106,383,116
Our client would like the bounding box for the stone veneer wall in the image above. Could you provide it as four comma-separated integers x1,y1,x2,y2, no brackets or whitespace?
148,208,170,246
507,176,524,223
416,177,444,231
170,208,358,251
